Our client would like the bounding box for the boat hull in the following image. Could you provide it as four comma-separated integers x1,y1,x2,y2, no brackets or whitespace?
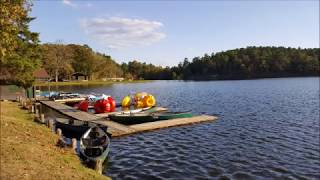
156,112,193,120
80,126,110,162
55,119,90,138
109,111,193,125
109,114,155,125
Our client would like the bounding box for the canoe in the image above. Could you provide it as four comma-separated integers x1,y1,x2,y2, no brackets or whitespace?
109,111,193,125
50,92,82,100
95,106,168,117
109,113,155,125
80,126,110,162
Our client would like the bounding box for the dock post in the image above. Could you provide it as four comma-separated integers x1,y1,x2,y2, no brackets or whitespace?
40,113,45,124
20,97,23,106
39,103,43,115
71,138,77,154
21,98,25,107
57,128,62,137
56,128,67,147
31,104,35,113
34,105,39,122
23,100,27,109
48,119,54,131
94,159,103,174
27,103,31,113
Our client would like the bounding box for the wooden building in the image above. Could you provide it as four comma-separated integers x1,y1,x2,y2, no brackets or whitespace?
33,68,50,82
71,72,88,81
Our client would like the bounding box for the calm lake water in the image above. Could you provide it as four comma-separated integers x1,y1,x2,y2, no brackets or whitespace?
43,77,320,179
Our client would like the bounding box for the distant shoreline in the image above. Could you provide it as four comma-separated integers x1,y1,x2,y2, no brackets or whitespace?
181,74,319,81
35,80,152,86
34,75,319,87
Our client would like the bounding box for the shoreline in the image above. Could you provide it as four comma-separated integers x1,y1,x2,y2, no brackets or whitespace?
35,80,152,87
0,101,110,180
34,75,319,87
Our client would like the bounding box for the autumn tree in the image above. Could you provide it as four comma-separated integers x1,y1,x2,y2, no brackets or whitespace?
42,43,73,82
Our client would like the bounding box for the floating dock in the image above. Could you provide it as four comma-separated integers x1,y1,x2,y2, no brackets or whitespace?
39,100,218,137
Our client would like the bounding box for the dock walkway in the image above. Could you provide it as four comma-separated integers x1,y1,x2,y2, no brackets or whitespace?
39,100,218,137
40,100,136,136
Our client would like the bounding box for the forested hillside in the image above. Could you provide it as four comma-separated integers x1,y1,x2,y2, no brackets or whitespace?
40,45,319,81
171,47,319,80
41,43,123,81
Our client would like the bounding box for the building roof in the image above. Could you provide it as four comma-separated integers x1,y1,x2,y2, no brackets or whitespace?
71,72,87,76
33,68,50,78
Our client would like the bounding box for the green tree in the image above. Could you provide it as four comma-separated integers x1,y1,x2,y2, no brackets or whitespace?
0,0,41,88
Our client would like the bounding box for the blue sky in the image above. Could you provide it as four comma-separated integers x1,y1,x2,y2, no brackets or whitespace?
30,0,319,66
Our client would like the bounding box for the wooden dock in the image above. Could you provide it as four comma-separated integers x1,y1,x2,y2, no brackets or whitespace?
39,100,218,137
40,100,136,136
129,115,217,132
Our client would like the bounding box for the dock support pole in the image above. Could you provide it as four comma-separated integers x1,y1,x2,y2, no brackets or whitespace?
48,119,54,131
94,159,103,174
56,128,67,147
39,103,43,115
34,104,40,122
57,128,62,137
27,103,31,113
40,113,45,123
71,138,77,154
31,104,35,113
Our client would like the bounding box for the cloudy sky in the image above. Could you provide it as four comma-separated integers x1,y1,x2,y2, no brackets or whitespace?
30,0,319,66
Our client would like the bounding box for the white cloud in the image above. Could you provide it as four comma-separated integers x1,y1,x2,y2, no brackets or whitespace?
80,17,166,49
62,0,77,8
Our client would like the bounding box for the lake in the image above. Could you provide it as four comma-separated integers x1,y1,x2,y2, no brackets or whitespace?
43,77,320,179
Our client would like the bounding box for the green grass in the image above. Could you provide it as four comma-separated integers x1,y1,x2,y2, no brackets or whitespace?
35,80,152,86
0,101,110,180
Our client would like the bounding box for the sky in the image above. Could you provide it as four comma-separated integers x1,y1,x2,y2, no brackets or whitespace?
30,0,319,66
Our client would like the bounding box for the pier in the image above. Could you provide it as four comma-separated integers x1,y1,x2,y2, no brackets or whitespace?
39,100,218,137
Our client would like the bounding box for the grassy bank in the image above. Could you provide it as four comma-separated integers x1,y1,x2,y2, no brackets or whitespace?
35,80,151,86
0,101,109,180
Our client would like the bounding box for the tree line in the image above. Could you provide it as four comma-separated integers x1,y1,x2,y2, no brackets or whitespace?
170,47,319,80
42,43,172,81
38,45,320,81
